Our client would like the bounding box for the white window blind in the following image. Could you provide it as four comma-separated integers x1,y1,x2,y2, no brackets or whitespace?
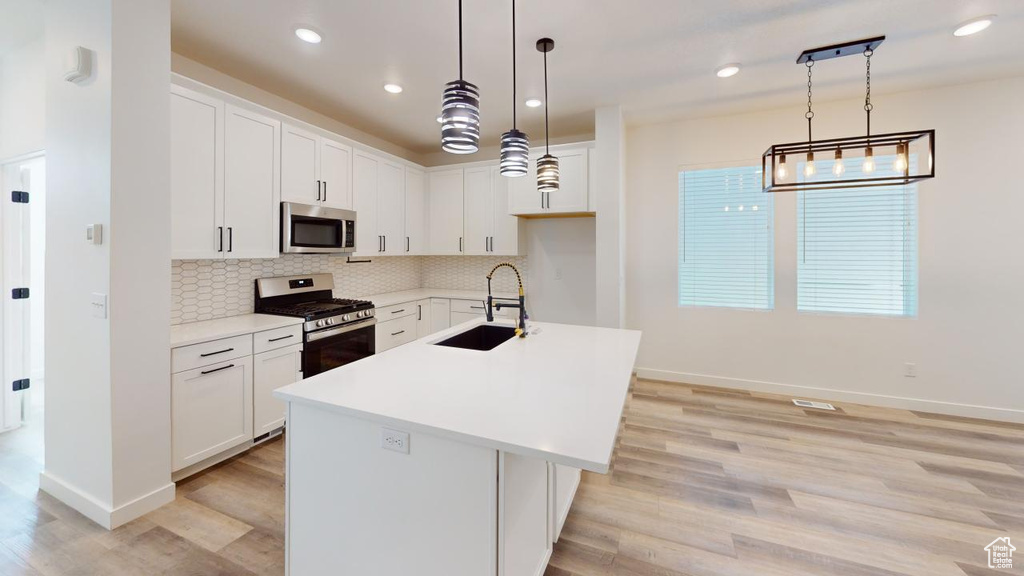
797,156,918,316
678,166,774,309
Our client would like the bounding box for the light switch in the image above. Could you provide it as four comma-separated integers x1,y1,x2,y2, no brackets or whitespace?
91,293,107,319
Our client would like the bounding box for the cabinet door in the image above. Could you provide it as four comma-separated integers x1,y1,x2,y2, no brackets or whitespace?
320,137,352,210
170,85,224,259
450,311,483,326
172,357,253,472
463,167,493,255
253,344,302,437
428,169,465,255
405,168,427,255
224,104,281,259
507,155,543,216
430,298,451,333
546,148,589,213
352,152,379,255
490,167,521,255
281,123,320,205
377,161,405,255
415,299,432,338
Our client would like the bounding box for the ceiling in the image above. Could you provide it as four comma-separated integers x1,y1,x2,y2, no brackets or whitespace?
170,0,1024,157
0,0,43,57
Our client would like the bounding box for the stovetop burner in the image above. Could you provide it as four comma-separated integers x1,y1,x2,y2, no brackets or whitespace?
254,274,375,325
257,298,373,321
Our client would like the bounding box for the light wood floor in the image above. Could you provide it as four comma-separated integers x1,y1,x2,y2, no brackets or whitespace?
1,379,1022,575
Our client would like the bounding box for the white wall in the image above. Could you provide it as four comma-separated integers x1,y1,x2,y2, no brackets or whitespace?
43,0,173,528
594,106,625,328
0,37,46,160
626,77,1024,422
525,219,596,326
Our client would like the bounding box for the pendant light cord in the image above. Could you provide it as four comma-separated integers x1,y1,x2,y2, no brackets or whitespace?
805,59,814,144
511,0,516,128
544,48,550,154
864,48,873,137
458,0,463,79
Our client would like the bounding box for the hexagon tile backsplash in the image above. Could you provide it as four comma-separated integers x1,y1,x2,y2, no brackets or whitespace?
171,254,528,325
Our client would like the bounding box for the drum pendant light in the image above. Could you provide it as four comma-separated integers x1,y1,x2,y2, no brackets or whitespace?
441,0,480,154
499,0,528,176
536,38,559,193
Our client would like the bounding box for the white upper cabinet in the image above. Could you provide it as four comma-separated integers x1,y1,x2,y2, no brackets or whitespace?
224,104,281,259
508,146,591,216
320,138,353,210
428,169,465,255
171,85,224,260
405,168,427,255
377,160,405,255
490,169,522,255
462,166,524,256
281,123,353,210
353,152,380,256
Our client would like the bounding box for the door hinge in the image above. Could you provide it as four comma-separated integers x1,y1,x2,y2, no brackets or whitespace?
12,379,30,392
11,191,29,203
11,288,30,299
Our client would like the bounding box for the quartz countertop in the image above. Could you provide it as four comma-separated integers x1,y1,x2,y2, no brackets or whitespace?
275,318,642,473
171,314,305,348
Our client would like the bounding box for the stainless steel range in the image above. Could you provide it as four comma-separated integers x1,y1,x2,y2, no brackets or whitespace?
255,274,375,378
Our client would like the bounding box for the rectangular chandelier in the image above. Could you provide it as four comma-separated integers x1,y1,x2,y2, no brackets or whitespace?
761,129,935,193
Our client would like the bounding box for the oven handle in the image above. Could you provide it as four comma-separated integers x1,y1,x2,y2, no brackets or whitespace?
305,317,377,343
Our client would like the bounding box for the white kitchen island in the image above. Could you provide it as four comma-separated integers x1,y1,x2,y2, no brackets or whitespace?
274,318,641,576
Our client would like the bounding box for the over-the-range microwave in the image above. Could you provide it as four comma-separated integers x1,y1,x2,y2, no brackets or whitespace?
281,202,357,254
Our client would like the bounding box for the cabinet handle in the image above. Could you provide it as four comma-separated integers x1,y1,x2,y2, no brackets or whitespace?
268,334,294,342
391,330,405,337
227,227,233,252
470,305,485,310
201,363,235,375
323,180,327,202
391,309,405,314
418,304,422,321
217,226,224,252
316,179,321,201
406,236,410,252
459,237,463,252
383,235,386,252
378,235,382,252
200,348,234,358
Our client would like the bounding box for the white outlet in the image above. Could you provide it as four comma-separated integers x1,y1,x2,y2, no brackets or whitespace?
381,428,409,454
904,362,917,378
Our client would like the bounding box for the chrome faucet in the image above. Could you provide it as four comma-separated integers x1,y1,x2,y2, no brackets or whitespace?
486,262,527,338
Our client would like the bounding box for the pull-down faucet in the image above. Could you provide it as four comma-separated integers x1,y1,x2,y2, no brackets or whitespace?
485,262,527,338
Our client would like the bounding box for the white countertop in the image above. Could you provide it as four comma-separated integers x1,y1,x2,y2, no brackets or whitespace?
170,314,305,348
274,318,642,473
355,288,519,308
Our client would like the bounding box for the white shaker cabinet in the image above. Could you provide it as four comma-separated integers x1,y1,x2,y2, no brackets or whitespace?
223,104,281,259
377,160,406,255
430,298,452,333
428,169,465,255
464,166,523,256
405,168,428,255
508,147,591,216
354,152,406,256
415,298,432,338
352,152,380,256
170,85,224,260
281,123,353,210
172,357,254,472
253,343,302,437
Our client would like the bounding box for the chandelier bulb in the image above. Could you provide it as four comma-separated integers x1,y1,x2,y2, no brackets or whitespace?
776,154,788,180
804,151,816,177
863,146,875,174
894,143,908,172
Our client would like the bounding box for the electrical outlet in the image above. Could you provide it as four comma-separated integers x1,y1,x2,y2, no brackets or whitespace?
381,428,409,454
904,362,917,378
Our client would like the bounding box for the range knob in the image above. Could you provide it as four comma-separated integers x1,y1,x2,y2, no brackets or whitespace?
367,309,374,317
316,320,325,327
342,314,351,322
327,318,335,325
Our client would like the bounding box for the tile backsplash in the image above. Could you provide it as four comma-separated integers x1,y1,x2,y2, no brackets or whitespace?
171,254,527,324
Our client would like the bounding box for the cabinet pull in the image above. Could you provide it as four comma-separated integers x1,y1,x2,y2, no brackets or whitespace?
383,235,386,252
459,236,463,252
201,363,235,375
227,227,233,252
200,347,234,357
406,236,410,252
217,226,224,252
316,179,321,201
378,235,382,252
268,334,294,342
391,309,405,314
391,330,405,336
470,305,485,310
418,304,422,321
323,180,327,202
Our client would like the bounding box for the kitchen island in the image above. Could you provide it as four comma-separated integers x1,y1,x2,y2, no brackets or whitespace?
274,317,641,576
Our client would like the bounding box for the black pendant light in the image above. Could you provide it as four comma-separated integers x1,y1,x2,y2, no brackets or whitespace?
440,0,480,154
499,0,528,177
536,38,558,193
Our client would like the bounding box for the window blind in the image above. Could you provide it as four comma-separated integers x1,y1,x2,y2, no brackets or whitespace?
797,156,918,316
678,166,774,309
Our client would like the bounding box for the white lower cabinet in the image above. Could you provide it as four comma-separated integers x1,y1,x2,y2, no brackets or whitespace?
430,298,452,333
415,299,432,337
375,314,418,353
253,343,302,437
172,357,253,472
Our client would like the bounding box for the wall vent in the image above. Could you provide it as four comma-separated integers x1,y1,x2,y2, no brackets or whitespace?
793,399,836,410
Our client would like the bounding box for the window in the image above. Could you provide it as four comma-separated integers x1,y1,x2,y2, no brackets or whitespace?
797,156,918,316
678,166,774,309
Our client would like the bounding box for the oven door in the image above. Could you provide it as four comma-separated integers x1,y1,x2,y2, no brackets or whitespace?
282,202,357,254
302,318,375,378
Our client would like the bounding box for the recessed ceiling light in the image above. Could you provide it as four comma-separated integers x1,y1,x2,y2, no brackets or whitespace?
294,27,322,44
384,83,403,94
525,98,542,108
715,63,741,78
953,15,996,37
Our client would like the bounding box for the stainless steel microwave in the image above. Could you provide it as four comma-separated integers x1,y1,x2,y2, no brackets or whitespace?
281,202,357,254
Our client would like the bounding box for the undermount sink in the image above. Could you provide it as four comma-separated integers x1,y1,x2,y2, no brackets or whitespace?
433,324,518,351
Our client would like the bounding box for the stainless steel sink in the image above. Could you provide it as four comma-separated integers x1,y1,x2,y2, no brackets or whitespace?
433,324,518,351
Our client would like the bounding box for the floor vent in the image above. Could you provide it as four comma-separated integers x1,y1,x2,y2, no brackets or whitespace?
793,399,836,410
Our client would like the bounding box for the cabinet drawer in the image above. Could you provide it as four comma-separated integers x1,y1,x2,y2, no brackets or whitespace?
450,299,489,315
376,315,418,352
172,334,253,374
253,324,303,354
376,302,418,321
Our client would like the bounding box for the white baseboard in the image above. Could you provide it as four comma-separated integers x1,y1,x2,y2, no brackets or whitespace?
39,471,175,530
635,368,1024,424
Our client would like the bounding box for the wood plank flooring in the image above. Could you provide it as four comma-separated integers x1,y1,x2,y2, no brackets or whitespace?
1,379,1022,575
